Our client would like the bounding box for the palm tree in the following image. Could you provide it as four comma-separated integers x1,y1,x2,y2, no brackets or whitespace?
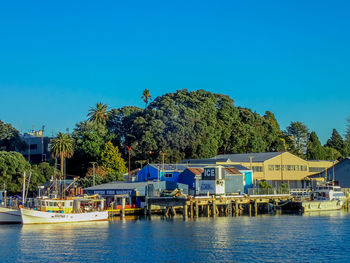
50,132,74,180
87,102,110,125
141,89,152,108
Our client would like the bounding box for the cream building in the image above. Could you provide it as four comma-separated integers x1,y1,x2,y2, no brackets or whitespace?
212,152,334,188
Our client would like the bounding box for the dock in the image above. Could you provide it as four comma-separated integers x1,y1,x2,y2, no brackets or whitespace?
144,194,292,219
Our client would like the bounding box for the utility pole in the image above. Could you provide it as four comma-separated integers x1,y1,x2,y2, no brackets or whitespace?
90,162,97,186
160,152,166,174
126,146,132,182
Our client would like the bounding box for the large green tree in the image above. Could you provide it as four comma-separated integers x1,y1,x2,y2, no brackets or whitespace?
285,121,309,158
0,120,26,151
69,121,115,176
325,129,347,158
306,131,325,160
0,151,30,193
50,132,74,179
108,89,284,163
101,141,127,177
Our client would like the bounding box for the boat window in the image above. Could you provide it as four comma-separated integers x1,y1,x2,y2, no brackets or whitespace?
42,201,45,206
54,202,57,206
49,202,54,206
70,201,73,206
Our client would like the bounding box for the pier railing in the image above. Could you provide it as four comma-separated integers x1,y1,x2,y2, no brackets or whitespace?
248,187,290,195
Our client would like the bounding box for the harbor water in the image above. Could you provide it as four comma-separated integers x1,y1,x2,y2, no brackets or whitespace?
1,211,350,263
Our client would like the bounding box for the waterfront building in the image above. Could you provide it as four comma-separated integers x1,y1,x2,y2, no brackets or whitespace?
211,152,334,188
308,157,350,188
137,164,187,182
20,129,50,164
138,162,252,195
85,181,189,209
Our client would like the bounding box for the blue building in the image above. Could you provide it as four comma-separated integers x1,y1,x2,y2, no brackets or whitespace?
137,164,187,183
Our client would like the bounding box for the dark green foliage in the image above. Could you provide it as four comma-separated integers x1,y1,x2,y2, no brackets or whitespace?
0,120,26,151
109,89,285,163
69,121,116,176
306,131,325,160
0,151,30,193
0,152,56,195
285,121,309,158
323,147,342,160
325,129,347,158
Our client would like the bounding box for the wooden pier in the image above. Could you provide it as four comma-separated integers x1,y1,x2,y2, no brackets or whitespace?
144,194,292,219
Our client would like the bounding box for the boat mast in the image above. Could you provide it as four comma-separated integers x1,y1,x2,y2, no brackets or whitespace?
22,171,26,205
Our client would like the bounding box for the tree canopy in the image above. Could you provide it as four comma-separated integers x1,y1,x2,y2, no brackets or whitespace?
0,120,26,151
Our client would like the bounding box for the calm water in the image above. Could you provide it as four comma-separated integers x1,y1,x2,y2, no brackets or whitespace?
1,212,350,263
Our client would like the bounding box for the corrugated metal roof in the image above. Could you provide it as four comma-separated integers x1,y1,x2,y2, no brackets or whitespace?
224,167,242,175
213,152,282,162
149,163,187,171
187,168,204,175
85,181,151,191
181,158,230,164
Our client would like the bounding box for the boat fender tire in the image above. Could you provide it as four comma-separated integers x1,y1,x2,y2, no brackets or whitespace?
57,202,63,208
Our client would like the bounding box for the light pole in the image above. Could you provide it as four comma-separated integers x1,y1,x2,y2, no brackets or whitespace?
126,146,132,182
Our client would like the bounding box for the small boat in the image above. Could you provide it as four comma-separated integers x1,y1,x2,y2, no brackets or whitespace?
301,184,346,212
20,196,108,224
0,191,22,224
0,206,22,224
282,183,346,213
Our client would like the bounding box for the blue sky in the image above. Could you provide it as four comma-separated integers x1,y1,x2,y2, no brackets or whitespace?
0,0,349,143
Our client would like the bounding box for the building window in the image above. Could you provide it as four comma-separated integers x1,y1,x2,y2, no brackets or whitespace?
164,173,173,178
309,167,326,173
268,165,274,171
252,166,263,172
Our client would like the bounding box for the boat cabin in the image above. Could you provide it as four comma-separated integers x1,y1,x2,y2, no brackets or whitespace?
311,185,345,201
33,196,105,213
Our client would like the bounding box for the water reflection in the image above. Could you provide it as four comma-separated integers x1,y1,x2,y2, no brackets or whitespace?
1,212,350,263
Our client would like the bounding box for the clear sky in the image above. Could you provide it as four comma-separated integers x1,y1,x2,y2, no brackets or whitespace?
0,0,349,144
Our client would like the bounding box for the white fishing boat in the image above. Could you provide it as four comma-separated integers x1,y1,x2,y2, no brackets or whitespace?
20,196,108,224
0,206,22,224
0,190,22,224
301,184,346,212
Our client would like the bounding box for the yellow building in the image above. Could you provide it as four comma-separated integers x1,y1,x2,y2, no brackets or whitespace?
212,152,334,187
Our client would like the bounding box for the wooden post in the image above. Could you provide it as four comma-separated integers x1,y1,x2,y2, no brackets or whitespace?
254,200,258,216
235,201,238,216
207,204,210,217
195,201,199,218
190,201,194,219
231,201,234,217
212,200,216,218
147,202,152,218
121,196,125,218
249,203,252,216
183,204,188,220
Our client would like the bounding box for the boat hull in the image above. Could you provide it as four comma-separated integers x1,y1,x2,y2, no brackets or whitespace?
20,208,108,224
302,200,343,212
0,207,22,224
